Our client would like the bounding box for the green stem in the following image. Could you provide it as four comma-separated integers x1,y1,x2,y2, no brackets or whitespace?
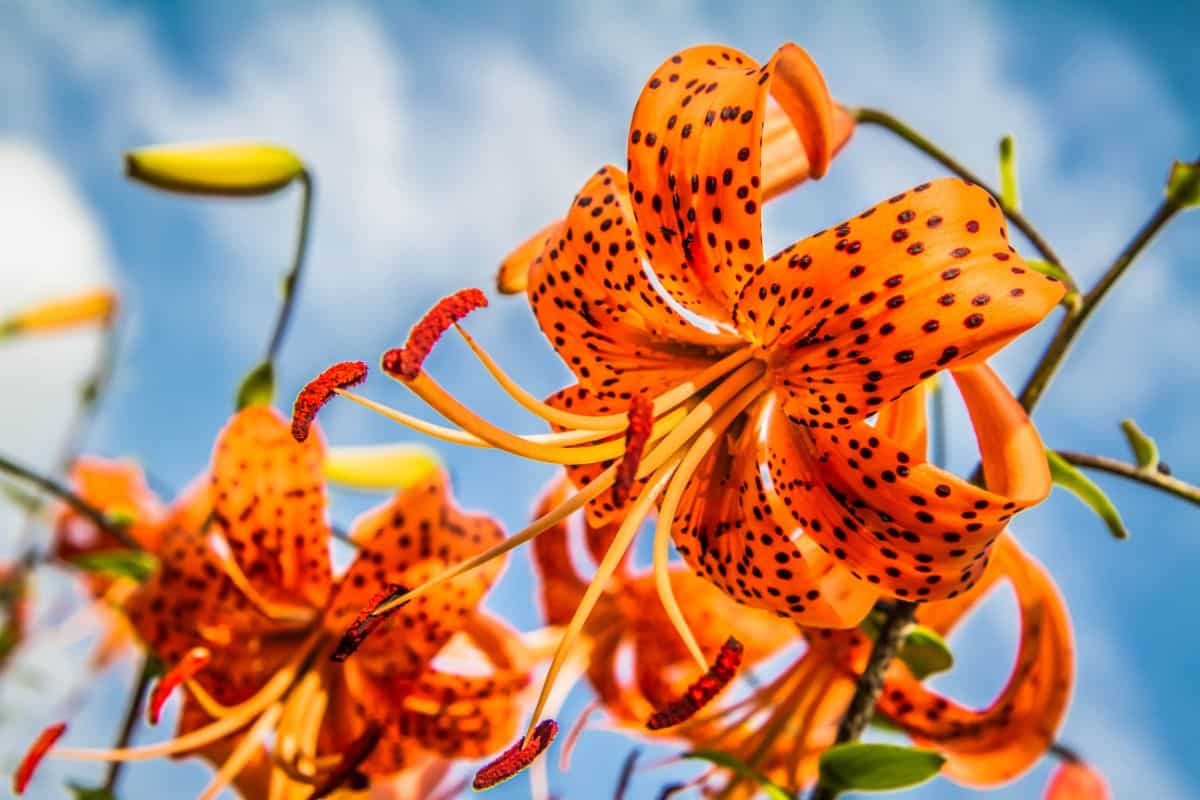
852,107,1074,290
809,601,918,800
103,657,154,792
1017,198,1181,413
264,169,314,364
1056,450,1200,507
0,452,140,551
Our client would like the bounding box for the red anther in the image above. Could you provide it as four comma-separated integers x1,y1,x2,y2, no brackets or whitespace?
307,724,382,800
148,647,211,725
613,395,653,507
646,637,743,730
13,722,66,795
292,361,368,442
381,288,488,380
472,719,558,791
331,583,405,663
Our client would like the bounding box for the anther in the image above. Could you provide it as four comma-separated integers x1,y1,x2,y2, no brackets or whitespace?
13,722,67,794
646,637,743,730
613,395,653,507
149,647,211,725
472,719,558,791
307,724,381,800
381,289,488,380
331,583,405,662
292,361,368,442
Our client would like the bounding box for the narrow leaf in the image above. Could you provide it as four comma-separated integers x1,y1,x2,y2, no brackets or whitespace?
1165,160,1200,209
1120,419,1159,471
998,134,1020,211
1046,450,1129,539
898,625,954,680
818,743,944,793
682,750,794,800
235,360,275,411
68,550,159,583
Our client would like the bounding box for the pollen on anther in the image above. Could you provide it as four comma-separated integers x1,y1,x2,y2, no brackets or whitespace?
148,646,211,725
381,288,488,380
331,583,405,662
13,722,66,795
292,361,368,442
613,395,653,507
646,637,743,730
472,719,558,791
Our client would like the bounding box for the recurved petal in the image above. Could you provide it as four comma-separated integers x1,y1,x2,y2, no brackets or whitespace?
209,407,333,609
877,534,1074,787
56,457,167,557
526,165,732,395
627,44,840,324
671,401,878,627
748,179,1063,426
324,469,505,678
530,478,589,627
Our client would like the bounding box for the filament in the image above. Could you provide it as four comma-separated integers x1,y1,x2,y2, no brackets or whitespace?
197,703,282,800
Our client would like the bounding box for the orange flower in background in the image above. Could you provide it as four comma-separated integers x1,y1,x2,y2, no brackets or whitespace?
297,41,1064,766
667,375,1074,795
1045,760,1110,800
16,407,533,798
496,43,856,295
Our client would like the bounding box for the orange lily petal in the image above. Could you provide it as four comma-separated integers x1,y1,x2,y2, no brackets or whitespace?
672,401,879,626
744,180,1063,407
627,44,838,324
497,220,564,295
877,534,1074,786
324,469,505,678
1045,761,1110,800
874,379,928,463
763,102,855,202
57,457,167,557
209,407,333,609
525,165,732,395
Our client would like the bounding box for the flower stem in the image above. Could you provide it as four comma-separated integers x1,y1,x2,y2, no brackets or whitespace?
0,451,140,551
852,107,1074,290
1056,450,1200,507
1017,198,1182,413
264,169,314,365
809,600,918,800
103,657,154,792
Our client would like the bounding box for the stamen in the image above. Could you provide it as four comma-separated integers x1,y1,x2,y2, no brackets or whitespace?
307,725,381,800
331,583,404,661
292,361,368,442
13,722,66,794
197,703,283,800
613,396,653,507
472,719,558,791
382,288,488,380
149,647,211,724
646,637,743,730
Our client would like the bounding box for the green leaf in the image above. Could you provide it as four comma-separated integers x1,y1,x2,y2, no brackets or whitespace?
1165,160,1200,209
682,750,794,800
898,625,954,680
818,743,945,793
1046,450,1129,540
1026,258,1072,285
68,783,116,800
998,134,1020,211
68,549,159,582
235,359,275,411
1120,419,1159,471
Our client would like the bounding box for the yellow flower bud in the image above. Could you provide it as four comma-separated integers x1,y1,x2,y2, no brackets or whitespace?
0,289,117,337
324,444,442,491
124,142,304,197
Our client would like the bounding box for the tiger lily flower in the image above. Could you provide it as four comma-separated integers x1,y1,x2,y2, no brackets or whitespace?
1045,759,1110,800
15,407,533,798
296,42,1063,759
670,373,1073,795
495,42,855,295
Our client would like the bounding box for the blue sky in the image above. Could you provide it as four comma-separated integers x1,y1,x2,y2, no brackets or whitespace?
1,1,1198,797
